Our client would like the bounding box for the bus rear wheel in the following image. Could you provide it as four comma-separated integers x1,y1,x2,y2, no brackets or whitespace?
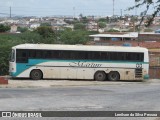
108,71,120,81
30,69,43,80
94,71,106,81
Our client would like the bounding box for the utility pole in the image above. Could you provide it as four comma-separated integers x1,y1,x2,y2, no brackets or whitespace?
97,21,99,32
121,9,122,17
113,0,115,16
10,6,11,18
73,7,75,18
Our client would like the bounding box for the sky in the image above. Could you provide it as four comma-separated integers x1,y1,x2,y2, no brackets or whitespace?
0,0,152,17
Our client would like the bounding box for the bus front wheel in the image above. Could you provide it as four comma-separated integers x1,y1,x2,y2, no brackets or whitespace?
30,69,43,80
94,71,106,81
108,71,120,81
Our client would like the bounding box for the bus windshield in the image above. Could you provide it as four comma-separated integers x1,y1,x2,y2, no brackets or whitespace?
10,49,15,62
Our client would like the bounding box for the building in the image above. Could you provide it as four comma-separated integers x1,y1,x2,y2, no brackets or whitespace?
30,23,40,29
89,32,138,46
138,32,160,42
10,24,17,33
89,32,160,48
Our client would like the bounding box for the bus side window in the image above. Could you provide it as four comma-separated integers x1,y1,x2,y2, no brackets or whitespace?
52,50,60,59
69,51,81,60
73,51,87,60
16,49,28,63
70,51,76,60
88,51,101,60
117,52,125,61
140,53,144,61
125,53,132,61
29,50,36,58
110,52,118,60
36,50,42,58
125,52,144,62
100,52,110,60
87,52,93,60
62,51,71,60
81,51,88,60
43,50,52,59
137,53,144,62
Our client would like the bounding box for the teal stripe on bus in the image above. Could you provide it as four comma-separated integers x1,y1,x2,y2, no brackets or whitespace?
28,59,149,64
11,59,149,77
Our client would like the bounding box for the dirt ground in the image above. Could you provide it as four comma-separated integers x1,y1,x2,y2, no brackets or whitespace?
0,77,156,88
0,79,122,88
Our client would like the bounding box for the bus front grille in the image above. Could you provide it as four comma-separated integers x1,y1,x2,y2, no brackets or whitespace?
135,69,143,78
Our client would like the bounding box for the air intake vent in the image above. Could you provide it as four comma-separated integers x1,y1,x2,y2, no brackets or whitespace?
135,69,143,78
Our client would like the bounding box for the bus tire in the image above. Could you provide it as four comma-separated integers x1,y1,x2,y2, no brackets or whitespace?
30,69,43,80
94,71,106,81
108,71,120,81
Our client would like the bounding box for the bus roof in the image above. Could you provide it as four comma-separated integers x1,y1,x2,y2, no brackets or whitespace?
12,44,148,53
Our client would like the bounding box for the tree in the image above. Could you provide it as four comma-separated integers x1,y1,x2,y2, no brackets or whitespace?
98,22,106,29
35,26,55,38
40,22,51,27
107,29,120,32
98,18,109,23
0,45,10,75
1,32,48,74
34,26,57,44
81,16,89,24
19,32,43,43
59,29,89,44
0,24,10,32
17,27,28,33
74,23,86,30
79,13,83,19
129,0,160,26
144,28,153,32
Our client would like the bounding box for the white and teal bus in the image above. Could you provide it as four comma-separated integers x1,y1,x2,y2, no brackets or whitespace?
9,44,149,81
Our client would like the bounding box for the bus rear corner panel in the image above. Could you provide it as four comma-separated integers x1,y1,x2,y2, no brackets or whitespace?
118,69,142,80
